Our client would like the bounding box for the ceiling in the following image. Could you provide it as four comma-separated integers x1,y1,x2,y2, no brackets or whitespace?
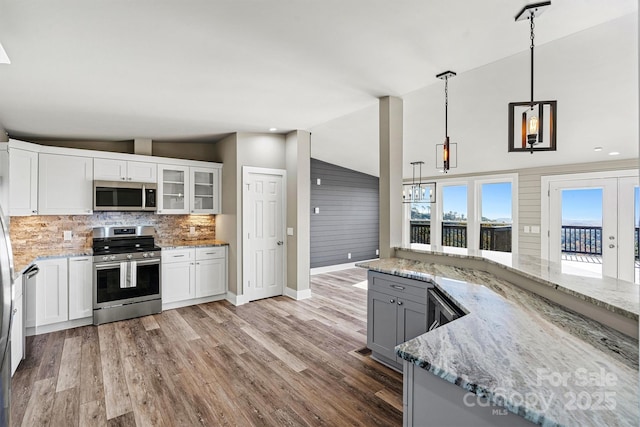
0,0,637,175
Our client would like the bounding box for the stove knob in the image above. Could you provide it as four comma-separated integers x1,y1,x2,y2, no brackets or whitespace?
102,256,109,262
110,256,117,261
126,254,133,260
143,253,149,258
149,252,155,257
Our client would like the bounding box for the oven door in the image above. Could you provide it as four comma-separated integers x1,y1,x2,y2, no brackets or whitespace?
94,258,161,309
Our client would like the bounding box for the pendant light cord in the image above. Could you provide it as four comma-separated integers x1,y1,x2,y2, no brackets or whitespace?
530,12,535,106
444,76,449,137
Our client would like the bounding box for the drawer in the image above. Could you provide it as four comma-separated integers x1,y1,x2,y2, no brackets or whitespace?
161,249,194,263
196,246,226,260
369,272,429,303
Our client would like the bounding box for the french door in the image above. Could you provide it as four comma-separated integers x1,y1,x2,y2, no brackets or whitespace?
548,174,638,282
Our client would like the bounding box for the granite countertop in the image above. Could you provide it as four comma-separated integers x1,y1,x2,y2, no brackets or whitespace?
395,247,640,320
12,240,228,279
157,239,229,250
359,258,639,427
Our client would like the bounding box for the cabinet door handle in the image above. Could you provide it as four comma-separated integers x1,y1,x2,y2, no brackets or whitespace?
397,301,403,306
32,210,38,214
174,255,185,258
389,299,395,303
391,285,405,290
12,308,17,315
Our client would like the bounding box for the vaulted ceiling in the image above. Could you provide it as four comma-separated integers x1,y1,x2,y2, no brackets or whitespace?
0,0,637,176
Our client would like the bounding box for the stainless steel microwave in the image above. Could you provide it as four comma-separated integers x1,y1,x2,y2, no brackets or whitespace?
94,180,157,211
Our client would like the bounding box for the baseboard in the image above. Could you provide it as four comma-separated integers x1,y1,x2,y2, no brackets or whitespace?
226,291,249,306
284,287,312,300
163,294,226,311
310,258,379,275
26,317,93,336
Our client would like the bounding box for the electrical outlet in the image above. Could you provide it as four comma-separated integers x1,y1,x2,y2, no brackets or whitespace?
63,230,72,241
376,249,379,256
347,253,351,259
316,178,321,185
314,207,320,214
287,227,294,236
189,226,196,235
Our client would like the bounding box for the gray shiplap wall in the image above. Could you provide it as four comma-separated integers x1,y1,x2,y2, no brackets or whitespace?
311,158,379,267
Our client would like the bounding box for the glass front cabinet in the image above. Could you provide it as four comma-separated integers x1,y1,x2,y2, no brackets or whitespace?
190,167,221,214
157,164,221,215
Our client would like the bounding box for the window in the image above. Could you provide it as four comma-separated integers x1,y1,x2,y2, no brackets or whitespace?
480,182,513,252
442,185,467,248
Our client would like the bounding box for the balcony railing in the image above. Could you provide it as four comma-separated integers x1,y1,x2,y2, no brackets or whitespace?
561,226,602,255
480,224,512,253
442,222,467,248
410,223,640,259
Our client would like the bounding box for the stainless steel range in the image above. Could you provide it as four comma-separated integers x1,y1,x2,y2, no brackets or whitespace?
92,226,161,325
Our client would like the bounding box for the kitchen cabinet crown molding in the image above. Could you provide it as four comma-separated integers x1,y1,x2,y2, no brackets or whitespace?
7,138,222,169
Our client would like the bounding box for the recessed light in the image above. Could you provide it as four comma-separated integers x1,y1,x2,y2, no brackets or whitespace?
594,147,603,152
269,127,277,132
608,151,620,156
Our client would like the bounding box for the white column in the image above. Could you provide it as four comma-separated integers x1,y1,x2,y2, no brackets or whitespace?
379,96,403,259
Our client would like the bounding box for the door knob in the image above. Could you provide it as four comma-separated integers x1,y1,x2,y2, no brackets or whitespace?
277,241,284,246
609,244,615,248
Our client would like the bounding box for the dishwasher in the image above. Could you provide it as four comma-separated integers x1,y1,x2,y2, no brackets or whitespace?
427,288,464,331
20,264,39,360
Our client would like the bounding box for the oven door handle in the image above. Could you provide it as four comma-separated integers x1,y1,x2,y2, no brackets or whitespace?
95,262,123,270
135,258,161,266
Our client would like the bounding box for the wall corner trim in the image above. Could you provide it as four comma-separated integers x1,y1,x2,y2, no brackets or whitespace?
226,292,249,306
284,287,312,301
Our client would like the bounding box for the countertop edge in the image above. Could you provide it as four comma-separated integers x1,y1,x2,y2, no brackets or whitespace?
389,248,639,320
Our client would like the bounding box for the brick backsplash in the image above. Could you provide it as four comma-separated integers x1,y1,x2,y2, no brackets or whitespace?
9,212,215,270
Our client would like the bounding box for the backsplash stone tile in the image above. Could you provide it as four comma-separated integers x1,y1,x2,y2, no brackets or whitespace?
9,212,215,272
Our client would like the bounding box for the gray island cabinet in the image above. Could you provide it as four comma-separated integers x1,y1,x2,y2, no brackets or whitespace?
360,257,639,427
366,271,432,371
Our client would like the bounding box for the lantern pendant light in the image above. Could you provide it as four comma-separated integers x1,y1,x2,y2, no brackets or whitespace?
436,71,457,172
508,1,557,153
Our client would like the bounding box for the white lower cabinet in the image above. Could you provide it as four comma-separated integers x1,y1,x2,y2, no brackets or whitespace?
68,256,93,320
162,255,195,304
162,246,227,306
28,258,69,327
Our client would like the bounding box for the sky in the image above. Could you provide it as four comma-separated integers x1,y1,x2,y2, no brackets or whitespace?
561,188,602,225
441,183,512,221
431,183,639,225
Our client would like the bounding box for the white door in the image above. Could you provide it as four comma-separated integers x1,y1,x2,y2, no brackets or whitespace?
618,177,639,283
549,175,638,281
243,167,286,301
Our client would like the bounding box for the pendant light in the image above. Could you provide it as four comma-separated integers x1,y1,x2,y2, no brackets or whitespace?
508,1,557,153
402,161,435,204
435,71,457,172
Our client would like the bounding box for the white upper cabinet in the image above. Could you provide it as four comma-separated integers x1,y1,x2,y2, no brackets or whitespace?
157,164,190,214
39,153,94,215
9,148,38,216
190,167,221,214
94,158,156,183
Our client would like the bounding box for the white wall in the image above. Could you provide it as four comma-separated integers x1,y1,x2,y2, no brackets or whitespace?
311,14,638,179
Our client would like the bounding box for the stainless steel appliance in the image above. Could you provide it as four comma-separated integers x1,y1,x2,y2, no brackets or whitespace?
427,288,464,331
20,265,39,365
92,226,161,325
0,206,15,426
94,180,157,212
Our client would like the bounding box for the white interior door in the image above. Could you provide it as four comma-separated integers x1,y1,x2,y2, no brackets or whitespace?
243,167,286,301
549,176,637,281
618,176,639,283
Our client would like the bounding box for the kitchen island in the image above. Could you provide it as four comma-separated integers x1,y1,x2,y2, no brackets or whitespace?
358,256,639,427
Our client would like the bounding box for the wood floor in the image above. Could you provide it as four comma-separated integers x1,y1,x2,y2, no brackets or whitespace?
11,268,403,426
